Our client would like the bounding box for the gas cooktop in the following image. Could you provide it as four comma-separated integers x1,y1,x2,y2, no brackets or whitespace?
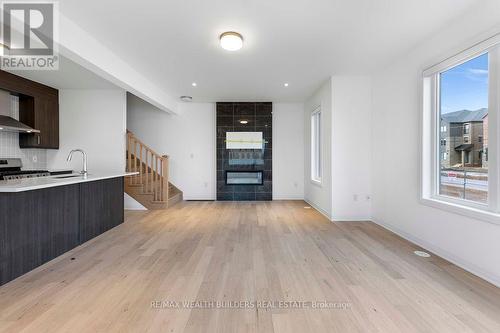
0,158,50,180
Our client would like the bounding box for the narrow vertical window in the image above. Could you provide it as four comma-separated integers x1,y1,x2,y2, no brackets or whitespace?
311,108,322,183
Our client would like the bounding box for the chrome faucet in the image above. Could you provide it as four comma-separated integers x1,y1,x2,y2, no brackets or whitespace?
67,149,88,177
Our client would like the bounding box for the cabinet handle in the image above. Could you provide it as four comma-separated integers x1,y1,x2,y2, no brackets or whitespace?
37,135,40,145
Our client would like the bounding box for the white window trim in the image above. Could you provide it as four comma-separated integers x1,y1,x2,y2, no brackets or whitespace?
420,34,500,225
311,106,322,185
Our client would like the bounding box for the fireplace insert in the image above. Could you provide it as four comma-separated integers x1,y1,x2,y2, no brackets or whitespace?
225,171,263,185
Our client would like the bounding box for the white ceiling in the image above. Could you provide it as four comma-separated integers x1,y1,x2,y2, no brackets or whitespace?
8,56,117,90
59,0,479,102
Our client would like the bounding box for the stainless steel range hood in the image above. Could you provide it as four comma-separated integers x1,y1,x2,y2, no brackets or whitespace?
0,90,39,133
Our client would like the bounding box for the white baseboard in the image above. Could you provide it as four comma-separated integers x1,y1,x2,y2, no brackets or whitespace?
372,218,500,288
304,199,371,222
331,217,372,222
304,199,333,221
273,195,305,200
183,195,216,201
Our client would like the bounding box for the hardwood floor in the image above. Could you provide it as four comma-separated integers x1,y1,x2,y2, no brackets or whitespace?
1,201,500,332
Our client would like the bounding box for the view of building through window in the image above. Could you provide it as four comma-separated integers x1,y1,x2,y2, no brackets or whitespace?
439,53,488,203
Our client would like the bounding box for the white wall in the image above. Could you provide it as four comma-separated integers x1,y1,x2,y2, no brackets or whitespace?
331,76,372,221
304,77,373,221
127,94,216,200
47,89,127,172
124,193,147,210
304,79,333,218
273,103,304,200
128,95,305,201
371,2,500,286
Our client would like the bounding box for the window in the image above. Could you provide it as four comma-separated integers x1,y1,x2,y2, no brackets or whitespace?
464,123,470,135
422,38,500,222
311,108,322,183
438,54,488,204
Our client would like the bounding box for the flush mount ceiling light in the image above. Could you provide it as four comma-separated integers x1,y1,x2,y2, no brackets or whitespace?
220,31,243,51
180,95,193,102
192,82,197,87
284,83,289,87
239,120,248,124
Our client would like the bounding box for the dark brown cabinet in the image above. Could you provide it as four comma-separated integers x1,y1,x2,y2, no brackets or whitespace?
19,94,59,149
79,177,124,243
0,70,59,149
0,184,80,285
0,177,125,286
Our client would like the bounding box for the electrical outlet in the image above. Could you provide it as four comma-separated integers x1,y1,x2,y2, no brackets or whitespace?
353,194,358,201
204,182,208,188
366,195,371,201
32,155,37,163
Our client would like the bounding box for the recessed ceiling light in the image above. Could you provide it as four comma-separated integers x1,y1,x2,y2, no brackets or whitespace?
192,82,197,87
284,83,289,87
239,120,248,124
220,31,243,51
180,96,193,102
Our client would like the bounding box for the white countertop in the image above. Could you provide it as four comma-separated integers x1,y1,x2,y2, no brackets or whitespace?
0,172,138,192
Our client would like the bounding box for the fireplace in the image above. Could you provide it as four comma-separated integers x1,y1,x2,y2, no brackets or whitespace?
216,102,272,201
226,171,263,185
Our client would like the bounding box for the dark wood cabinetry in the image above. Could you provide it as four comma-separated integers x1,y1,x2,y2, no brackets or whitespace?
0,177,125,286
79,177,124,243
0,184,79,285
0,70,59,149
19,93,59,148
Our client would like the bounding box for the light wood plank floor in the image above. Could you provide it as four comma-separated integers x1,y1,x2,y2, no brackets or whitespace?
1,201,500,332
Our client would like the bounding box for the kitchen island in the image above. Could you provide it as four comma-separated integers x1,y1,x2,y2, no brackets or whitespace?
0,172,136,286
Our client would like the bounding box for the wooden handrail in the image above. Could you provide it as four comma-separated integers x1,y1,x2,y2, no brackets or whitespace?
126,131,169,204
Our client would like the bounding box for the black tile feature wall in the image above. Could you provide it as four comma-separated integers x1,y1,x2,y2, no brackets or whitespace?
216,102,272,201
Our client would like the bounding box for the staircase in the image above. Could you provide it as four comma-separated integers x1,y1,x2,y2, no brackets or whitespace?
125,130,182,209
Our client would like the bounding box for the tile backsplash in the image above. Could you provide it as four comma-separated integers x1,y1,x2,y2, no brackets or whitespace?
0,95,48,170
